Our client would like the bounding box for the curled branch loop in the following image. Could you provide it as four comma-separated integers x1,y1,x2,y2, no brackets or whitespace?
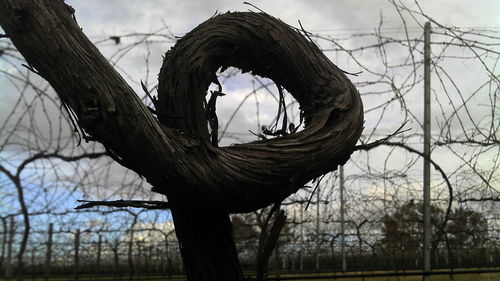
157,12,364,211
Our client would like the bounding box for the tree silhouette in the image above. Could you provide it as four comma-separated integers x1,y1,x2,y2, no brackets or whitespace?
381,200,442,265
380,201,488,268
446,207,488,260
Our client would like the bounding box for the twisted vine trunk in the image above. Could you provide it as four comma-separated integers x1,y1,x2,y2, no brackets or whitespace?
0,1,363,280
171,208,243,280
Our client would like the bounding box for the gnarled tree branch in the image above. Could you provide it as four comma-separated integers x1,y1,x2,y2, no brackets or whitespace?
0,1,363,213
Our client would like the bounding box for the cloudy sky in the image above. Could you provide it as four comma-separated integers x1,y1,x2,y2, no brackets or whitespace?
0,1,498,242
1,0,498,203
60,0,497,193
67,0,498,36
2,0,497,160
3,0,498,131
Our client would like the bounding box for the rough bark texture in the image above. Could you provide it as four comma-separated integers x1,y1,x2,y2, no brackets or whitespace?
0,0,363,213
157,12,364,211
171,208,243,280
0,1,363,280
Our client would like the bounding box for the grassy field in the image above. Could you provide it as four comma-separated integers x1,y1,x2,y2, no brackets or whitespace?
1,269,499,281
268,271,500,281
266,269,500,281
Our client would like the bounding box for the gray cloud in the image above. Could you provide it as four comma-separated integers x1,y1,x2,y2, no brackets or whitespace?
66,0,498,37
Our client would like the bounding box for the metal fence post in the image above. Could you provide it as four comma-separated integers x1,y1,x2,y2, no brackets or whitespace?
340,166,346,272
44,223,53,280
74,229,80,281
423,21,432,281
5,217,15,278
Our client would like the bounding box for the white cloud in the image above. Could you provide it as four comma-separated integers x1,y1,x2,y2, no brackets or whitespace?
66,0,499,37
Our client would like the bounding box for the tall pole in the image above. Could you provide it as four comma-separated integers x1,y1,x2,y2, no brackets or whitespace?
339,166,346,272
315,186,321,271
299,205,304,271
423,21,432,281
